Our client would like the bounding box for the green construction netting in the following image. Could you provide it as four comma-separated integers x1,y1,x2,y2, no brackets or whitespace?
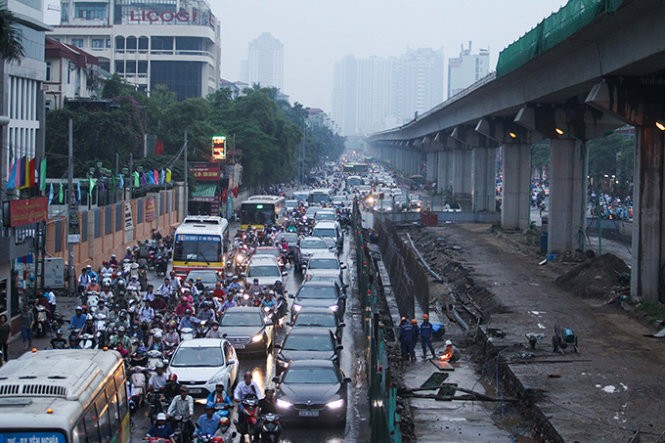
190,183,218,199
497,0,626,78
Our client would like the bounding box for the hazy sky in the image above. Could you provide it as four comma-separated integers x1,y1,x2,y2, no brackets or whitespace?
214,0,567,111
44,0,568,111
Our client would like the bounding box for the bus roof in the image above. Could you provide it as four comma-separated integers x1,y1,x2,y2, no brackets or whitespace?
183,216,227,226
0,350,123,430
309,188,333,194
0,350,122,402
175,220,228,236
246,195,285,202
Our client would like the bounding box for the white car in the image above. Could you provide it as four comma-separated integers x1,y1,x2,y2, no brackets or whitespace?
299,236,331,264
167,338,239,398
304,251,346,284
247,254,287,287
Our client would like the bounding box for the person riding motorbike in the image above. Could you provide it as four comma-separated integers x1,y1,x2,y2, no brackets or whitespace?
233,372,263,441
175,297,194,318
109,254,119,267
197,301,216,323
167,385,194,440
163,322,180,348
194,404,222,438
157,278,174,299
148,331,165,353
110,325,132,353
148,362,168,393
205,321,224,339
50,329,68,349
218,292,237,315
86,277,101,293
206,383,233,419
69,306,87,330
178,309,202,332
246,278,264,296
146,412,174,439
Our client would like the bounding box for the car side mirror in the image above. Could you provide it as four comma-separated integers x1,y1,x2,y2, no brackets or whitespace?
343,284,349,290
286,322,293,327
281,271,288,277
338,322,346,328
222,333,227,339
335,345,343,351
288,294,295,299
272,376,280,384
340,264,347,270
301,264,307,270
274,344,282,349
227,359,236,366
343,377,352,384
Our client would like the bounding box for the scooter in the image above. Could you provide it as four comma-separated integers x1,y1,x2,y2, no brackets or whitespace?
258,413,282,443
236,395,260,440
128,367,147,413
33,305,50,338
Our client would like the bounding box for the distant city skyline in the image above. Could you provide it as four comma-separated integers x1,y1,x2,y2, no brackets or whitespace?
43,0,569,117
246,32,284,90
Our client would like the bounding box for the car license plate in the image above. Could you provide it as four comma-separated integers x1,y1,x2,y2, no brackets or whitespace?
299,410,319,417
188,388,201,394
234,344,245,349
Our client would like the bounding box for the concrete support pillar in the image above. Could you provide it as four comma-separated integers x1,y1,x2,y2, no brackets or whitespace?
631,127,665,303
437,151,450,192
426,152,438,182
471,146,497,212
501,144,532,230
458,149,473,200
548,138,587,253
451,150,465,198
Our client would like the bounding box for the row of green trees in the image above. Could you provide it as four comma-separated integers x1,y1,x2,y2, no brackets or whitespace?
45,75,345,187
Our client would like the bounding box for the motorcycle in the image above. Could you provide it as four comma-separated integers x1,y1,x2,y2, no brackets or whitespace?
147,391,169,425
236,395,260,440
146,349,166,370
93,312,109,347
180,327,195,341
33,305,50,338
155,254,169,277
258,413,282,443
84,291,100,313
128,367,148,413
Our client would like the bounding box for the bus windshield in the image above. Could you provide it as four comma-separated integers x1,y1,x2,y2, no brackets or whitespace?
173,234,222,263
309,193,331,205
241,204,276,225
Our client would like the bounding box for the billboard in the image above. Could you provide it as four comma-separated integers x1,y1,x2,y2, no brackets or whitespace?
7,197,48,227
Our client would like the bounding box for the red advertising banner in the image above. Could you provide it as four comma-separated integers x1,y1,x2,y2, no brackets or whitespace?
145,196,156,222
9,197,48,227
190,162,221,182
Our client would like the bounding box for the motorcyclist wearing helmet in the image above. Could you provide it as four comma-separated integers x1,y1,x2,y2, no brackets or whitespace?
174,296,194,318
258,387,277,415
205,321,224,338
178,309,201,331
196,301,216,323
146,412,174,439
218,292,237,315
273,280,285,296
260,291,276,310
85,277,101,293
246,278,264,297
50,329,68,349
212,282,226,301
205,383,233,419
163,373,180,401
109,326,132,353
194,403,221,438
163,322,180,348
157,278,174,299
147,362,167,392
148,330,165,353
109,254,119,267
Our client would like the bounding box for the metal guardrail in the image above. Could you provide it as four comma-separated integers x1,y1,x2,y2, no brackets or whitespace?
352,201,402,443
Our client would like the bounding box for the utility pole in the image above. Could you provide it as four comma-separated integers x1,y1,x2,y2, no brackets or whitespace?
66,119,75,296
183,130,189,216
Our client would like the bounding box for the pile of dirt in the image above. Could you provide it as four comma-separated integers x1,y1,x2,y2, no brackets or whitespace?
555,253,630,298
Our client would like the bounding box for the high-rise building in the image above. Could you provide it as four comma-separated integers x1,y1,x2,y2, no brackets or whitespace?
448,41,490,98
332,48,443,136
1,0,49,320
247,33,284,89
49,0,221,100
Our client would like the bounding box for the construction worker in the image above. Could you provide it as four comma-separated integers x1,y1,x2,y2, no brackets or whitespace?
419,314,436,359
399,317,414,362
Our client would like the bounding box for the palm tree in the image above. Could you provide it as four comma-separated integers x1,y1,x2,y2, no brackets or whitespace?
0,2,24,62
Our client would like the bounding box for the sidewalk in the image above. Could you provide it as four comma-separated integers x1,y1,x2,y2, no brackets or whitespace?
5,294,78,361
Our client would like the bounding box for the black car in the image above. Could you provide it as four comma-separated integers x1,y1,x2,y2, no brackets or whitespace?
287,307,345,343
274,328,342,374
219,307,274,354
273,359,351,426
290,280,346,322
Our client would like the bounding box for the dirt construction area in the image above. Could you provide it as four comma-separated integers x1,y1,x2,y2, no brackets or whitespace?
403,223,665,442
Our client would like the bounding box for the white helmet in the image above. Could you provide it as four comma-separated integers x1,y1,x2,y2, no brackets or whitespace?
153,331,162,339
156,412,167,421
445,339,452,346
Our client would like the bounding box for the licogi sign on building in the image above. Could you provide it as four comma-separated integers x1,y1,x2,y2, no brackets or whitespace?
129,10,205,24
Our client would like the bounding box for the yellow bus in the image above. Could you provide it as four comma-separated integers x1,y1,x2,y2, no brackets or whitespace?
0,349,130,443
240,195,286,231
172,216,230,279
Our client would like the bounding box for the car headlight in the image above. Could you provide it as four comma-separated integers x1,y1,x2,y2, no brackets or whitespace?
293,304,302,312
252,334,263,343
276,398,292,409
328,304,339,312
326,399,344,409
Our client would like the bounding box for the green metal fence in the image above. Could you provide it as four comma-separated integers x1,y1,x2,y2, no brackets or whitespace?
497,0,625,77
352,200,402,443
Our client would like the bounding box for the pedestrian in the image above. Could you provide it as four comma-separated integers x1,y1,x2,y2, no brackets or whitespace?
410,319,419,361
20,304,34,351
45,287,56,318
0,314,10,361
419,314,437,359
398,317,414,362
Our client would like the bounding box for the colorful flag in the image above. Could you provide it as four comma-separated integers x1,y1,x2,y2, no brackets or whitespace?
160,169,165,185
153,170,159,185
5,160,16,191
48,182,54,204
133,171,140,188
89,178,96,197
77,180,82,202
118,174,124,190
147,171,155,185
26,157,36,188
140,172,147,187
39,158,47,191
17,156,26,189
58,182,64,203
165,168,172,183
